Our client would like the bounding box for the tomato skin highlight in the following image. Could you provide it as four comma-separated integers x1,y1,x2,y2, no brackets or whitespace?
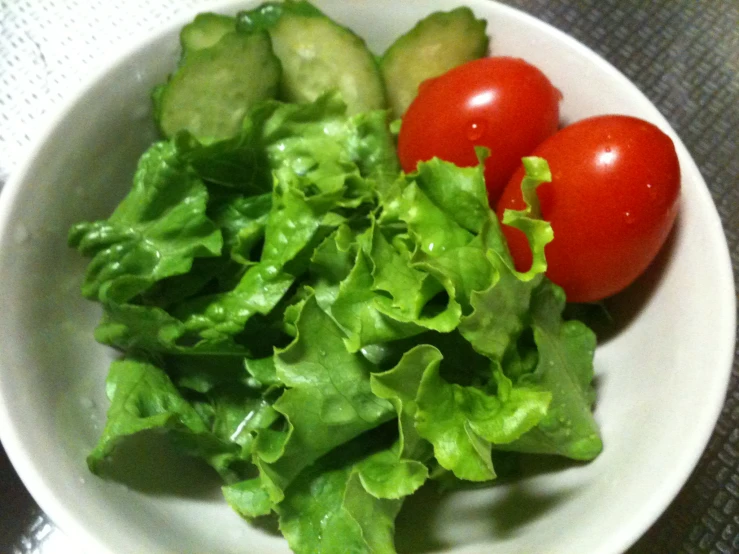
496,115,681,303
398,56,561,204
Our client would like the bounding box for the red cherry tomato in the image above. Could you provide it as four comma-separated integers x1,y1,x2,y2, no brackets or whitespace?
496,115,680,303
398,57,561,204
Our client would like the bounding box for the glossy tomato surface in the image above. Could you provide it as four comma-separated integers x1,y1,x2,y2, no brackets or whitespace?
497,115,680,303
398,56,561,204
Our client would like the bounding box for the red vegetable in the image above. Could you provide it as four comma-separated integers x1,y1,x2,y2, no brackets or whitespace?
497,115,681,303
398,56,561,204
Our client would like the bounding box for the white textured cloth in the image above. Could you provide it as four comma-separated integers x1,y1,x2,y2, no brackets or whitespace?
0,0,217,184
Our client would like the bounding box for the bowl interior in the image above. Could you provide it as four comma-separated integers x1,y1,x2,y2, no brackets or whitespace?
0,1,734,553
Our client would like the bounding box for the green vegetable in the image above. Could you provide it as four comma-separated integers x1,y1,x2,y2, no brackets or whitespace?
68,141,222,304
157,30,280,142
277,445,404,554
267,295,396,494
180,12,237,56
86,357,255,482
237,0,387,114
381,7,489,118
70,5,603,554
501,156,555,280
502,279,603,460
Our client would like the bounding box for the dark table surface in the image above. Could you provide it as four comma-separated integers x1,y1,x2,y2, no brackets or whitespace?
1,0,737,552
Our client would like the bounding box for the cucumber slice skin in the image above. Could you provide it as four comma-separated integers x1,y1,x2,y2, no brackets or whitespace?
180,13,237,55
236,1,322,33
381,7,489,118
158,31,281,142
237,1,387,115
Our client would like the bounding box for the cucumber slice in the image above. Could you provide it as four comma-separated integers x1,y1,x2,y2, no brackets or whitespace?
238,1,386,114
157,31,280,142
381,7,489,118
180,13,236,55
237,1,322,33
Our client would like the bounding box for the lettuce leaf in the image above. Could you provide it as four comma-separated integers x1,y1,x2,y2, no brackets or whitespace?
69,141,222,304
86,358,243,480
415,360,550,481
500,156,554,280
266,295,395,491
208,191,272,265
458,259,542,361
73,83,603,554
77,93,397,354
277,450,403,554
501,279,603,460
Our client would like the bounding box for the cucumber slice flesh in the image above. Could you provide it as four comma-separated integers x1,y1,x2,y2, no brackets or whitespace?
381,7,489,118
236,1,386,115
158,31,280,142
180,13,236,55
270,14,386,114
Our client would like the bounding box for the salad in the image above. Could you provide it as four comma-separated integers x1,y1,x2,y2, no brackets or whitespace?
68,2,679,553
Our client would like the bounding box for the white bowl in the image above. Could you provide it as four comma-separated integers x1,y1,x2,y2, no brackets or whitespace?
0,1,734,553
